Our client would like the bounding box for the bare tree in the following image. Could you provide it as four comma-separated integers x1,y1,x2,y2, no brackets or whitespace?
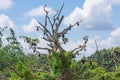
23,3,88,80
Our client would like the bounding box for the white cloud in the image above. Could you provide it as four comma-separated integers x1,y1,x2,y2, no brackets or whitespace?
111,0,120,5
22,19,39,33
0,14,15,28
0,0,13,10
99,37,115,48
24,6,55,17
110,27,120,44
111,27,120,38
64,0,114,30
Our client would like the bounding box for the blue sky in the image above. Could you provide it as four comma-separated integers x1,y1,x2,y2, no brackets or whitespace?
0,0,120,57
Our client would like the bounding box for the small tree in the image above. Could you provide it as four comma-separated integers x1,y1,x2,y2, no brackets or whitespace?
23,4,88,80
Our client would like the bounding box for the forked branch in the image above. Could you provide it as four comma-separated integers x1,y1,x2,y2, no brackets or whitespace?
71,36,88,55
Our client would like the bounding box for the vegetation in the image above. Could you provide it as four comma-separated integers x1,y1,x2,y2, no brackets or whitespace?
0,4,120,80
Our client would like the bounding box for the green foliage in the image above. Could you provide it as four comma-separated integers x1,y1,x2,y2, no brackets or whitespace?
47,51,72,74
19,36,39,46
9,72,21,80
14,61,35,80
84,46,120,80
39,72,57,80
0,27,7,48
84,67,106,80
0,28,36,80
1,27,120,80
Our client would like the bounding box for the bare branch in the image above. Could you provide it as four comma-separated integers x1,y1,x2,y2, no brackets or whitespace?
36,47,50,51
36,26,44,32
90,40,99,61
47,43,54,48
95,40,98,53
43,5,48,27
56,3,64,20
41,5,54,38
59,20,83,37
70,36,88,55
55,15,64,33
42,37,53,42
37,21,45,28
37,21,53,39
71,45,83,53
47,16,53,27
35,50,47,57
43,5,53,27
52,3,64,34
53,10,58,21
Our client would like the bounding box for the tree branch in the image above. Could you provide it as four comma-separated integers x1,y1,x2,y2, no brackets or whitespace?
56,3,64,20
55,15,64,33
95,40,98,52
91,40,99,61
37,21,53,39
70,36,88,55
35,50,47,57
36,47,50,51
59,20,82,37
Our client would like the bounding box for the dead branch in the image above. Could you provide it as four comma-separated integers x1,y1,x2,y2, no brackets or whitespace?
56,3,64,20
59,20,83,37
95,40,98,52
52,3,64,27
70,36,88,55
35,50,47,57
37,5,53,39
55,15,64,33
36,47,50,50
90,40,99,61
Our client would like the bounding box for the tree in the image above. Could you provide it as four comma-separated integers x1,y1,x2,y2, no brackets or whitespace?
23,3,88,80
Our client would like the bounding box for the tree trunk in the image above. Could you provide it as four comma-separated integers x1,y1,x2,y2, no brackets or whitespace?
60,52,70,80
61,68,70,80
